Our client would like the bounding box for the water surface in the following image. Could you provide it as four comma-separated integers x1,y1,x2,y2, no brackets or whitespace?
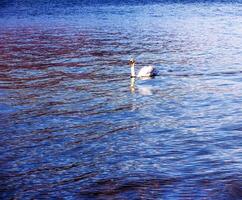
0,2,242,199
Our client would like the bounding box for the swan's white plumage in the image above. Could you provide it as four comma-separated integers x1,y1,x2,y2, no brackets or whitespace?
137,65,157,77
129,58,158,78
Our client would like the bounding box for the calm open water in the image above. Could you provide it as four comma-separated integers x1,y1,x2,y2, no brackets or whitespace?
0,2,242,199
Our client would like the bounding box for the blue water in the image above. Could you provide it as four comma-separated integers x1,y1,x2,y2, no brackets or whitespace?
0,2,242,199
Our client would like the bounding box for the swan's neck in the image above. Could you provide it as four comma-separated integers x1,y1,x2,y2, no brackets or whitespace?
130,65,136,77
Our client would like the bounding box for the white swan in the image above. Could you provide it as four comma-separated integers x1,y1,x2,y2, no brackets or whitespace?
129,58,158,78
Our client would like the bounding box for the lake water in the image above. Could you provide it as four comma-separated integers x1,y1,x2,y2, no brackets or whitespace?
0,2,242,199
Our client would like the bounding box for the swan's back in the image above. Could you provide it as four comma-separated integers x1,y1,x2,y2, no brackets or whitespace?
137,65,158,77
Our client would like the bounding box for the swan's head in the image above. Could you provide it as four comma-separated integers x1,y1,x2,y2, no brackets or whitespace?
129,58,136,67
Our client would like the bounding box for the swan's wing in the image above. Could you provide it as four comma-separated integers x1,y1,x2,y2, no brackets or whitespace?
137,65,157,77
137,66,153,77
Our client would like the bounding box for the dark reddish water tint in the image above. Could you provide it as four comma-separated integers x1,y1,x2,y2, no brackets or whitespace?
0,2,242,199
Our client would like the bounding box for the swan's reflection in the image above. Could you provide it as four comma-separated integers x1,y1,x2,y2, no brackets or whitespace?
130,77,154,96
